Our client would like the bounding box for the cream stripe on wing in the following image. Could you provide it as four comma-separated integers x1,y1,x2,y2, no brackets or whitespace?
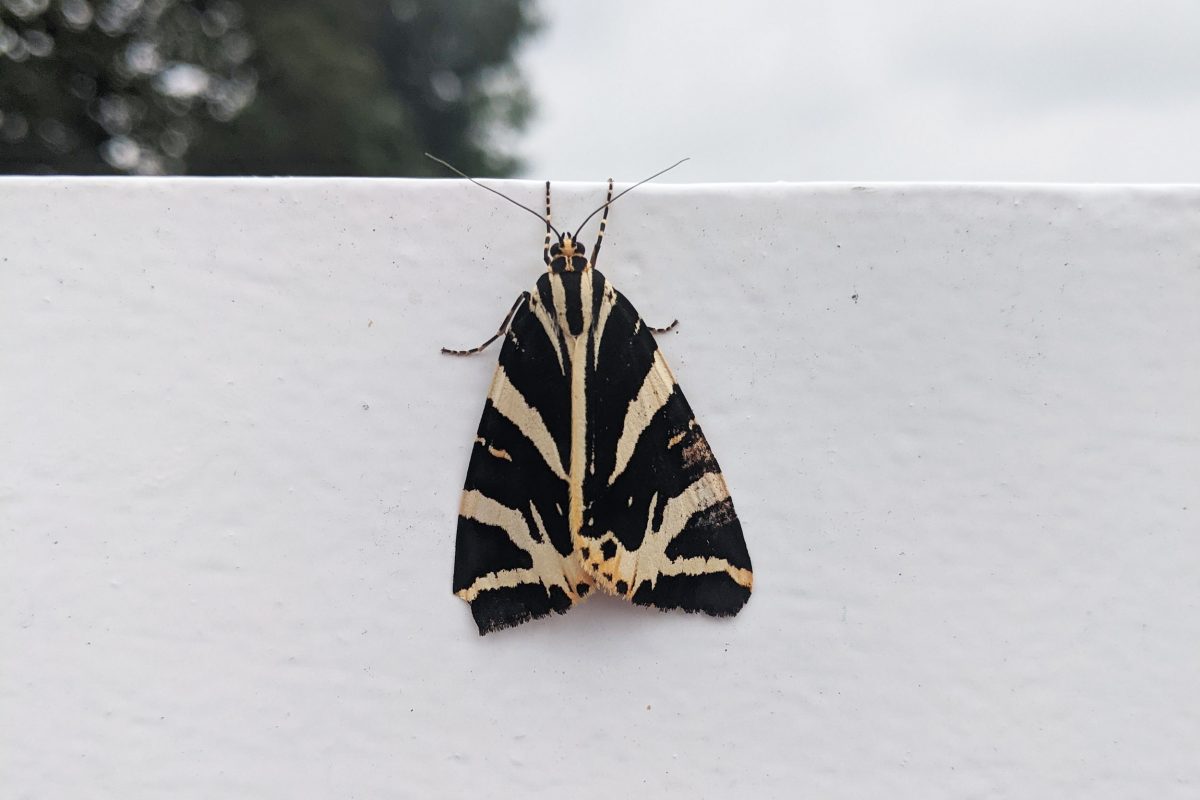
578,267,594,335
566,270,595,537
657,556,753,588
488,367,567,481
567,335,588,536
630,472,735,587
592,282,615,367
456,490,575,601
607,349,677,486
549,272,568,333
457,567,541,601
655,471,729,544
533,495,593,591
529,293,564,374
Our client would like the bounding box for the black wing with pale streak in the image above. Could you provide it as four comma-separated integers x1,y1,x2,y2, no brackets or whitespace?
579,281,752,615
452,269,752,635
452,291,590,634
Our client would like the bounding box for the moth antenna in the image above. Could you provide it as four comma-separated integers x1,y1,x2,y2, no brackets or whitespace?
573,157,690,240
425,153,562,237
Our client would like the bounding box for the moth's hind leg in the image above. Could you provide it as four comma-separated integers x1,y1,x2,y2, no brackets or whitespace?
647,319,679,334
441,292,530,355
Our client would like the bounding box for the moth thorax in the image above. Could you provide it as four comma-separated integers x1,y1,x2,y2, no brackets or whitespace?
549,234,591,274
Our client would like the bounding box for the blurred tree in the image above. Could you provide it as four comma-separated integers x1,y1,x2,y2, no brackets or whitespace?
191,0,536,176
0,0,537,176
0,0,257,174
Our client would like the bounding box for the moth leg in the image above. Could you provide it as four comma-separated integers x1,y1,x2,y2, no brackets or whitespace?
648,319,679,334
441,292,530,356
590,178,615,267
543,180,552,266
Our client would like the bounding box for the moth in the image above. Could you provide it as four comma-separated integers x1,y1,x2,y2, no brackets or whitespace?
435,156,752,635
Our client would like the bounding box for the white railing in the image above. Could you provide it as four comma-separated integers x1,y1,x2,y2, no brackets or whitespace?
2,178,1197,796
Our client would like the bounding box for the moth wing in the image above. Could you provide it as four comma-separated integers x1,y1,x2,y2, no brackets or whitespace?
581,283,753,616
452,293,593,635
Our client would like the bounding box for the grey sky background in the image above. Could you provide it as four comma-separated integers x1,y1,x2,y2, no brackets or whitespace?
516,0,1200,183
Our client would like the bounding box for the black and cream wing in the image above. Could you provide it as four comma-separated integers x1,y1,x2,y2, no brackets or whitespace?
451,294,592,635
579,280,753,615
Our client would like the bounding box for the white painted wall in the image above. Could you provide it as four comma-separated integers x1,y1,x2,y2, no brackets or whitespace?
1,178,1197,798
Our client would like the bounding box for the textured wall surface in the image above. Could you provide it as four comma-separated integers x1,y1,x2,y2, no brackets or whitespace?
1,178,1198,798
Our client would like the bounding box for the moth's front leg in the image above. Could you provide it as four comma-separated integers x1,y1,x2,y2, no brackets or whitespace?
441,292,531,356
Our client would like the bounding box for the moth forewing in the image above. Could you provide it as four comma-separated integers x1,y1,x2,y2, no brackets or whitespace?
444,170,752,635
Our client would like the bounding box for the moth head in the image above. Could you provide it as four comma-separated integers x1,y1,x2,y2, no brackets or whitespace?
549,232,589,273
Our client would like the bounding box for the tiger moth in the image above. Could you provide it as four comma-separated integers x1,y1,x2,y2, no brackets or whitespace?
436,157,753,635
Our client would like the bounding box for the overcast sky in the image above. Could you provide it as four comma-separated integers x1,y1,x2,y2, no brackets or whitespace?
516,0,1200,183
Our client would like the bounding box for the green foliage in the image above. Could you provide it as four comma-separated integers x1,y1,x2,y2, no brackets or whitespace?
0,0,538,176
0,0,255,174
